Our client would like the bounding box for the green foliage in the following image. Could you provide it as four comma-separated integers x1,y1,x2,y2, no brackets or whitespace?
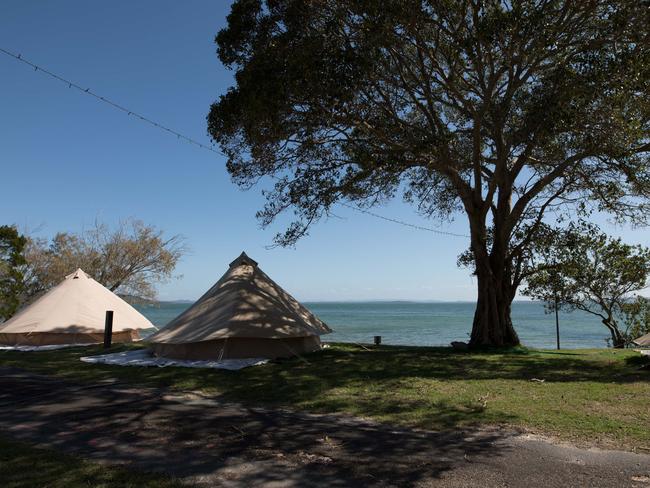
522,222,650,347
209,0,650,243
209,1,650,345
0,225,27,320
621,296,650,345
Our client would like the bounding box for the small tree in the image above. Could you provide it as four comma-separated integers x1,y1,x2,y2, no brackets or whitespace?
621,296,650,346
24,219,186,302
0,225,27,320
523,222,650,348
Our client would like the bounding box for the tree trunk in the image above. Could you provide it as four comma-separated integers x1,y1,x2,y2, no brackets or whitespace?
462,171,521,348
469,264,521,347
603,319,625,348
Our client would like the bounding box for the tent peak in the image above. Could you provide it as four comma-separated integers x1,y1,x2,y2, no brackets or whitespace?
229,252,258,268
66,268,90,280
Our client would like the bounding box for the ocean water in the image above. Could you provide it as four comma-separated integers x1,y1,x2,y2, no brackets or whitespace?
135,300,612,349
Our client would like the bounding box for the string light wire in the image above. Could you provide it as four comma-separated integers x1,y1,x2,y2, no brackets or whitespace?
1,47,470,238
0,47,220,154
338,203,469,237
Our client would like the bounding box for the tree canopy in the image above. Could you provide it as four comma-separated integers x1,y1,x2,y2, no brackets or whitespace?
0,225,27,321
23,219,186,304
522,222,650,347
209,1,650,347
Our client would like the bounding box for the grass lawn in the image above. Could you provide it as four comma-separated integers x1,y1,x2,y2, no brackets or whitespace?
1,343,648,451
0,437,181,488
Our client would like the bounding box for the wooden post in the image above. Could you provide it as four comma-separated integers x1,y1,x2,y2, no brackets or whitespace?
374,336,381,345
554,293,560,350
103,310,114,349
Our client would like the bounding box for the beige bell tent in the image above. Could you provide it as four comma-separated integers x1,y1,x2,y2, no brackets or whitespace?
633,332,650,347
148,252,332,360
0,269,154,346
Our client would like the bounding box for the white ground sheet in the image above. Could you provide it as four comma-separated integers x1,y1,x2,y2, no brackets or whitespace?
0,344,96,352
80,348,269,370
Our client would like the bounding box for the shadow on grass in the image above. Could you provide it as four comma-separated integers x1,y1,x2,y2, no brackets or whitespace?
0,436,181,488
0,342,647,437
0,343,646,391
625,354,650,368
0,368,510,486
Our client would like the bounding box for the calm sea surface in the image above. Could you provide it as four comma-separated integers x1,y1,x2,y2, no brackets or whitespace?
135,301,611,349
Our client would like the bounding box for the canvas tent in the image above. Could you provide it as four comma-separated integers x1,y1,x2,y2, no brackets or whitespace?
634,332,650,347
148,252,332,360
0,269,154,346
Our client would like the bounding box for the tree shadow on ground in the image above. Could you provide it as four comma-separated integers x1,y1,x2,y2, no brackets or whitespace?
2,342,644,384
0,343,647,439
0,436,181,488
625,353,650,369
0,368,510,487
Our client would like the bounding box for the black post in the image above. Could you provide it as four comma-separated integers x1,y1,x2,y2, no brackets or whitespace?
374,336,381,345
554,293,560,350
103,310,114,349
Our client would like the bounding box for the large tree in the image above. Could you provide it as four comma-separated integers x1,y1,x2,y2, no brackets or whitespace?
208,1,650,347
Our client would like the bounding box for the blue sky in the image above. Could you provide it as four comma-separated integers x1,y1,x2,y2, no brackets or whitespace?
1,1,648,302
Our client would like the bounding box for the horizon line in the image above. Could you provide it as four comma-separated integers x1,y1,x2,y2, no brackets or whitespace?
151,298,540,304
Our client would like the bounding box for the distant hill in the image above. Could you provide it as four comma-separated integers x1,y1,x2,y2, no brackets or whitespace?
117,294,160,306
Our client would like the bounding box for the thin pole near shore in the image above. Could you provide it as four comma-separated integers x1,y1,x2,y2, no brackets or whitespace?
554,294,560,350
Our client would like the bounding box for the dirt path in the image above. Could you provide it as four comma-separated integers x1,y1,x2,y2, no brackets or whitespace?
0,367,648,487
